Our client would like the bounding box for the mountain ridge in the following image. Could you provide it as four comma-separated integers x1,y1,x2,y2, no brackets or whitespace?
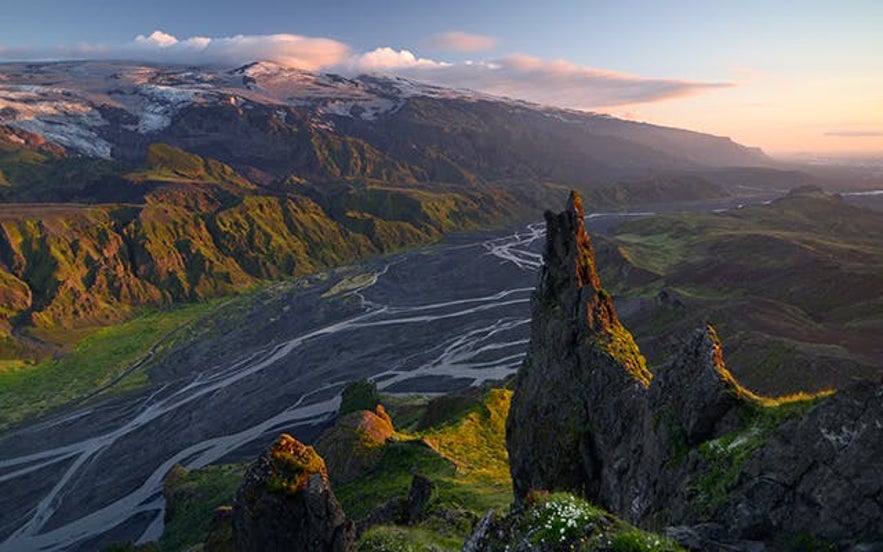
0,60,770,177
0,59,776,368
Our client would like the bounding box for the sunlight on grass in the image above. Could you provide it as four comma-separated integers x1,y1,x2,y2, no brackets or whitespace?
321,272,376,298
421,388,512,484
0,301,218,430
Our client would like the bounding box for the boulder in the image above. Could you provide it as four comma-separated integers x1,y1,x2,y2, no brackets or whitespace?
315,405,394,484
232,434,354,552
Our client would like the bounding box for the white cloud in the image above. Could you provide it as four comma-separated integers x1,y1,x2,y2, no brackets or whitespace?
424,31,498,52
0,30,350,71
0,31,729,109
340,53,731,108
345,47,449,71
134,30,179,48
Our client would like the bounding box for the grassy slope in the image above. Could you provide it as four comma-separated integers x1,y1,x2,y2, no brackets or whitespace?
605,188,883,394
0,301,219,429
159,464,245,552
0,141,537,428
155,387,685,552
335,389,514,524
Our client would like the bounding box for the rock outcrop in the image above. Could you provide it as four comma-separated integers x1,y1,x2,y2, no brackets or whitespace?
506,191,883,549
506,191,650,502
315,405,394,484
232,434,354,552
723,380,883,541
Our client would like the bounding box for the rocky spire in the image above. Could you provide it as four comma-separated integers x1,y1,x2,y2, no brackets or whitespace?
504,191,883,549
540,191,650,384
506,190,650,503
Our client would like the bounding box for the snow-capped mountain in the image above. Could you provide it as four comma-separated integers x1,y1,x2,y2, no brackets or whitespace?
0,61,500,157
0,60,770,180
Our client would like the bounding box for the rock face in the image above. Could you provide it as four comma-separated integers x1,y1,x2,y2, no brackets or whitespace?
506,191,650,502
506,191,883,548
232,434,354,552
405,473,437,525
723,380,883,541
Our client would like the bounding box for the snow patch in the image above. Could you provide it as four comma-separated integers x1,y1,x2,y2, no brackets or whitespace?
317,98,398,120
0,85,112,158
130,85,197,133
14,117,112,158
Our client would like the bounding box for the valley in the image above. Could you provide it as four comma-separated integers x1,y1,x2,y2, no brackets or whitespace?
1,189,879,550
0,210,545,551
0,59,879,551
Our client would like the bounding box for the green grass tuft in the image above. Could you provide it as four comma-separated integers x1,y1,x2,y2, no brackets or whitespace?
160,464,245,552
340,380,382,416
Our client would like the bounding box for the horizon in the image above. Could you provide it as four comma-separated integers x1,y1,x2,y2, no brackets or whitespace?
1,0,881,157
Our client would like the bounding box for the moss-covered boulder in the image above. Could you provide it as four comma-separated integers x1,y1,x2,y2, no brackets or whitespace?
316,406,395,484
233,434,354,551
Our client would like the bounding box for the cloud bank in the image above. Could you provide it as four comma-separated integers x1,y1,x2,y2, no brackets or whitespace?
343,51,730,108
0,30,729,109
0,30,349,71
129,31,348,70
424,31,498,52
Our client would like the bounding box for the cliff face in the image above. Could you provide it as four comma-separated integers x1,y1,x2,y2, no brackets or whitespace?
506,191,883,547
506,191,650,502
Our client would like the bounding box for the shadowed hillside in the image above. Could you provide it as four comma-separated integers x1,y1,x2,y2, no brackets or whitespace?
598,186,883,394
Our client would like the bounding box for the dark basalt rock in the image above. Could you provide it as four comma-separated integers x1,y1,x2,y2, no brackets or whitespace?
505,191,883,549
506,191,650,503
723,380,883,543
232,434,354,552
406,473,437,524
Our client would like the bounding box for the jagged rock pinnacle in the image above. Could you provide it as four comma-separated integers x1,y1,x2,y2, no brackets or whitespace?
541,190,649,382
507,190,650,502
504,192,883,548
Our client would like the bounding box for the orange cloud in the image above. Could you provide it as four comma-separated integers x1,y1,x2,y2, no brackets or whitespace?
825,130,883,137
424,31,498,52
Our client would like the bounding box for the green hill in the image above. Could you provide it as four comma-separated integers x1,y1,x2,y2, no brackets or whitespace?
601,187,883,394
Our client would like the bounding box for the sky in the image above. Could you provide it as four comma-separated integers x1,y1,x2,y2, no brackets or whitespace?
1,0,881,157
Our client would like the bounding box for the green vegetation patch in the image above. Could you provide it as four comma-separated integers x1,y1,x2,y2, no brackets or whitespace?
356,524,465,552
265,434,327,495
689,394,827,518
339,380,383,416
336,387,513,548
334,439,456,521
160,463,245,552
130,143,255,189
0,302,217,429
479,492,684,551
